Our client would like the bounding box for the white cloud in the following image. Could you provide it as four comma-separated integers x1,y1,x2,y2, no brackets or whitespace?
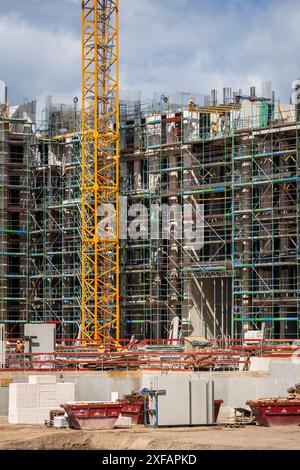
0,1,300,106
119,0,300,102
0,13,80,106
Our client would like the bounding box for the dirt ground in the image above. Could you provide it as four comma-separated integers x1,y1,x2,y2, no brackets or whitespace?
0,417,300,450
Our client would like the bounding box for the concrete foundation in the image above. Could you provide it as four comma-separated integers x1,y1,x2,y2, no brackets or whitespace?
0,358,299,421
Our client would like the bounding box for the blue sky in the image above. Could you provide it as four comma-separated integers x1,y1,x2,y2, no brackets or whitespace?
0,0,299,107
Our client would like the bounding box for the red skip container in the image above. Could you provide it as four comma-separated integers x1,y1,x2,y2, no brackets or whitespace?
214,400,223,423
247,400,300,426
61,402,123,430
119,398,145,425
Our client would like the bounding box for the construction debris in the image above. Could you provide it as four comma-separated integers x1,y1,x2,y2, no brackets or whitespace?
248,383,300,404
224,423,245,429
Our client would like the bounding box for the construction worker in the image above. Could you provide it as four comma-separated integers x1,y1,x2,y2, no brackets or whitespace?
15,340,23,354
243,350,252,371
171,122,180,141
188,100,196,111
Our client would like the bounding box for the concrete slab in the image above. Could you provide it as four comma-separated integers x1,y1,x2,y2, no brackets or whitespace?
24,324,55,354
249,357,271,372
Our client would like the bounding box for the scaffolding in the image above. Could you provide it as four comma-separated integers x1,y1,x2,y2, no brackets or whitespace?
1,85,300,343
119,97,236,339
0,101,33,337
231,110,300,338
30,97,81,339
119,91,300,340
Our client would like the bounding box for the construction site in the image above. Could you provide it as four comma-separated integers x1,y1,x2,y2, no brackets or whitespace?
1,0,300,451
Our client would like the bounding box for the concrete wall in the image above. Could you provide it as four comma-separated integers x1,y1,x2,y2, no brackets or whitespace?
74,375,140,402
1,358,299,420
24,324,56,353
0,388,9,416
200,359,300,421
183,278,232,339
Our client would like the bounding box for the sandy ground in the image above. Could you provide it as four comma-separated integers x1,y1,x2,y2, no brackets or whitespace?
0,417,300,450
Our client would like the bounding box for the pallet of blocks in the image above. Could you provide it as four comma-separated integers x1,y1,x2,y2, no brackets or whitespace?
45,408,66,428
9,375,75,425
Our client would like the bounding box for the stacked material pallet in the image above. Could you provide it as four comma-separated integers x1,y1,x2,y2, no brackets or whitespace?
53,415,68,429
9,375,75,424
45,408,66,428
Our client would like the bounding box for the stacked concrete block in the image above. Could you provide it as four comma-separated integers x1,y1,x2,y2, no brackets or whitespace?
39,384,57,408
29,375,56,384
9,375,75,425
9,407,54,425
9,384,39,409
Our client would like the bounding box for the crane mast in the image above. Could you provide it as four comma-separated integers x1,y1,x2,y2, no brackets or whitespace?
81,0,120,342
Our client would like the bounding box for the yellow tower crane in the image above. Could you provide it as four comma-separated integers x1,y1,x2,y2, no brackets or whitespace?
81,0,120,343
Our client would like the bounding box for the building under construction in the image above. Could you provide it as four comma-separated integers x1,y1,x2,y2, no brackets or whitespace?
1,83,300,341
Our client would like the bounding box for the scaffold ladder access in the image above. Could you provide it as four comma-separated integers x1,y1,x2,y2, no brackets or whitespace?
81,0,120,342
